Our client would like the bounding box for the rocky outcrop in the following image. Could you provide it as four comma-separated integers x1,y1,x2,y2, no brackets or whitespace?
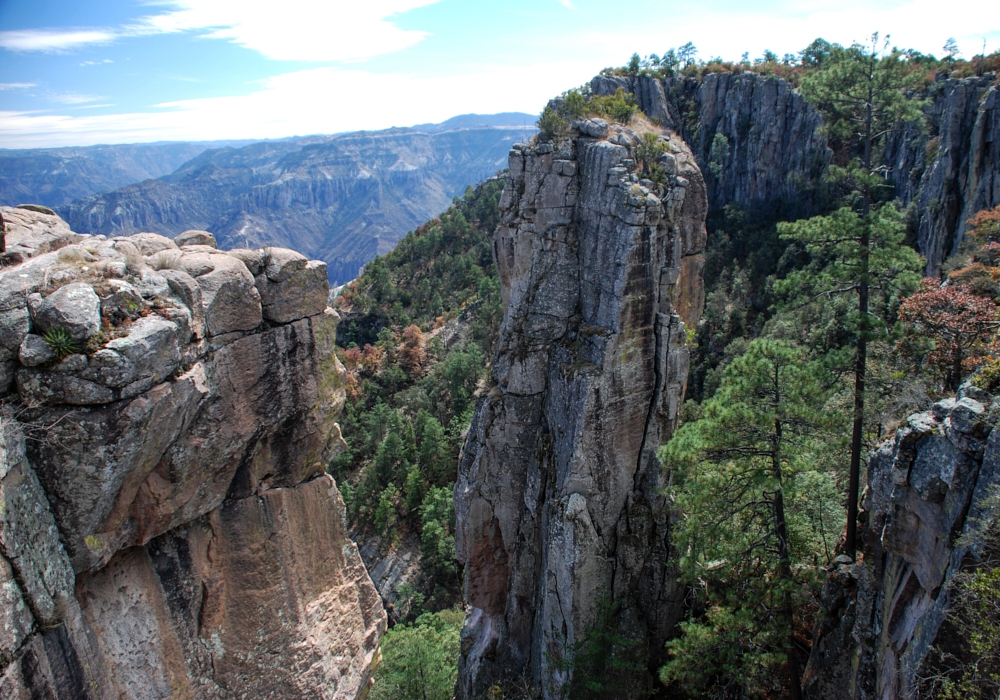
454,119,706,697
802,385,1000,699
0,211,385,699
886,76,1000,274
592,72,831,217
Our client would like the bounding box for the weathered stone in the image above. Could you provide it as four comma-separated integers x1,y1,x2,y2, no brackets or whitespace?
158,269,205,339
264,247,308,282
571,118,609,139
127,232,177,256
456,121,706,697
15,368,114,405
225,248,265,275
17,334,55,367
0,206,82,264
100,288,146,324
33,283,101,340
104,315,182,394
195,255,262,336
0,307,31,353
173,229,216,248
256,259,329,323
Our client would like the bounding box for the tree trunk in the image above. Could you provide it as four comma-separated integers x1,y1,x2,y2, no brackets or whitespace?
845,91,874,561
772,417,803,700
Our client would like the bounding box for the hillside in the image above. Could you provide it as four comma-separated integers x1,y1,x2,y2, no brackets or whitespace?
0,140,256,208
63,117,537,284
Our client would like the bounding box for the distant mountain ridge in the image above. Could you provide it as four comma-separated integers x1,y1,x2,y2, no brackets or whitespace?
55,114,535,284
0,140,259,208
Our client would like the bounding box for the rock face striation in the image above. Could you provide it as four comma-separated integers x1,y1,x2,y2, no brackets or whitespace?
592,72,831,217
886,76,1000,274
0,205,385,699
802,385,1000,700
594,71,1000,274
454,119,707,697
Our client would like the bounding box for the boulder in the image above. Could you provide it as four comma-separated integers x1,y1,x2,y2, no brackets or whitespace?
264,247,308,282
256,260,329,324
18,334,56,367
226,248,265,275
127,233,177,256
194,255,261,336
33,283,101,340
15,369,115,405
104,316,182,397
101,288,146,324
174,230,217,248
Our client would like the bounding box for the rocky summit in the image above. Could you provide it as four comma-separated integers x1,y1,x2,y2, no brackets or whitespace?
0,205,385,699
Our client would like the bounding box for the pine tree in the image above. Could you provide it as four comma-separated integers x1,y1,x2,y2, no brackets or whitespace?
796,37,924,558
660,339,847,699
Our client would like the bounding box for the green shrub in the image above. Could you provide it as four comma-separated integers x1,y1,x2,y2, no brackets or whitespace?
369,609,463,700
42,327,80,359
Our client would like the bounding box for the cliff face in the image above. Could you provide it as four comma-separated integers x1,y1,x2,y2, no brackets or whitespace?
63,124,534,285
595,71,1000,273
0,205,385,699
886,76,1000,274
592,72,831,217
802,385,1000,700
454,119,707,697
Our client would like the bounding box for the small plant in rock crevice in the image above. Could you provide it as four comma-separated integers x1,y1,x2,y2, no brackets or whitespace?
42,327,80,359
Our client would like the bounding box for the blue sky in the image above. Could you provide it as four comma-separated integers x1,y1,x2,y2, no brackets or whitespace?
0,0,997,148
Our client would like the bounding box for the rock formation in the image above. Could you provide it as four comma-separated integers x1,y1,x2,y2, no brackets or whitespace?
0,205,385,699
802,385,1000,699
454,118,707,697
594,71,1000,275
886,76,1000,274
592,72,831,217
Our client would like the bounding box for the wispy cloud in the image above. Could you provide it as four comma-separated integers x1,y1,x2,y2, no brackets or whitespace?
79,59,113,66
50,93,103,105
0,0,444,62
0,29,116,52
557,0,573,7
0,82,36,90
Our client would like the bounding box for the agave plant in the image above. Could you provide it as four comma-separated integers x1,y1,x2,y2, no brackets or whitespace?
42,327,80,359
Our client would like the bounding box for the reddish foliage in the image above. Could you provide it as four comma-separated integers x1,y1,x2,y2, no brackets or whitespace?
898,278,999,389
398,324,427,376
967,205,1000,243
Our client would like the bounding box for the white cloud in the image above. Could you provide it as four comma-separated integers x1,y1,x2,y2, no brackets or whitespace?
133,0,444,61
0,82,36,90
0,63,565,148
79,59,113,66
0,29,117,52
49,93,103,105
0,0,443,62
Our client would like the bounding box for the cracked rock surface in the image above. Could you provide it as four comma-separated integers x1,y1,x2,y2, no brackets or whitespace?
454,121,706,697
0,214,385,699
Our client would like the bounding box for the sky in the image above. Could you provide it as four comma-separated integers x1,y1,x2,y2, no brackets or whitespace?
0,0,998,149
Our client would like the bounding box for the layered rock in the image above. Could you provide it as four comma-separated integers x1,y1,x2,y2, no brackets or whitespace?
454,119,707,696
802,386,1000,699
0,210,385,699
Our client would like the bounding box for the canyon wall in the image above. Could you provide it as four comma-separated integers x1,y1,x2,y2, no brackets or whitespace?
454,118,707,697
802,385,1000,700
595,71,1000,274
0,205,385,699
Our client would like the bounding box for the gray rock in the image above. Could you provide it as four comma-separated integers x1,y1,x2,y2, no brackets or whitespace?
105,315,182,392
18,334,56,367
159,269,205,339
456,122,707,697
227,248,265,275
174,229,217,248
264,247,308,282
101,288,146,324
0,307,31,352
127,232,177,256
571,118,609,139
256,260,329,324
195,255,262,336
15,368,115,405
33,282,101,340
